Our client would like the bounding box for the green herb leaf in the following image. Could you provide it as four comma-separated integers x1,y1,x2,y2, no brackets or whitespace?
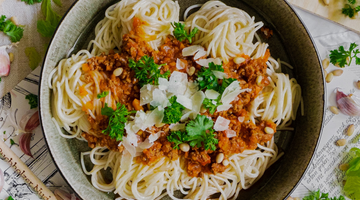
342,3,360,18
37,0,61,37
0,77,2,82
10,139,15,145
3,131,6,135
162,96,185,124
0,15,24,42
218,78,237,94
53,0,62,7
97,91,109,99
25,47,41,70
129,55,170,87
344,147,360,200
197,62,224,90
21,0,42,5
101,103,133,141
171,22,198,43
25,94,38,109
302,190,345,200
348,0,356,4
202,97,222,114
167,131,187,149
329,43,360,68
185,114,218,151
7,196,14,200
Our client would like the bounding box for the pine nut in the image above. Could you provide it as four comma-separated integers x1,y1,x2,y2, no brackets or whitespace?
264,127,275,134
347,124,355,136
200,106,207,113
286,197,294,200
324,70,328,77
323,0,330,5
179,143,190,152
326,72,333,83
10,16,18,25
294,198,301,200
256,75,263,86
188,67,195,76
113,67,123,76
9,53,14,63
322,58,330,69
234,57,245,64
216,153,224,163
356,80,360,89
332,69,343,76
339,163,349,171
329,106,339,114
336,139,346,146
222,159,229,166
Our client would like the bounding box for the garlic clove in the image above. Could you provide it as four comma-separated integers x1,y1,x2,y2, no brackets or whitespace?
19,132,33,158
19,110,40,133
0,46,10,77
336,89,360,116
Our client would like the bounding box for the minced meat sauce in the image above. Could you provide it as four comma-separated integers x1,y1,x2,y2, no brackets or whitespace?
81,20,275,178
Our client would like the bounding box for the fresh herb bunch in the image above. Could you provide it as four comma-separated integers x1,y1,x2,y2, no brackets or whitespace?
171,22,198,43
37,0,61,37
25,94,38,109
129,55,170,87
21,0,42,5
197,62,224,90
343,147,360,199
329,43,360,68
202,97,222,114
162,96,185,124
167,114,218,151
342,0,360,18
101,103,134,141
0,15,24,42
302,190,345,200
97,91,109,99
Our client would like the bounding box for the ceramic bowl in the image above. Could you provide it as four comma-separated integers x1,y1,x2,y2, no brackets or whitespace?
39,0,325,199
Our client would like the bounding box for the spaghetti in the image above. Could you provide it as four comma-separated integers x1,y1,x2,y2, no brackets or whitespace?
49,0,302,199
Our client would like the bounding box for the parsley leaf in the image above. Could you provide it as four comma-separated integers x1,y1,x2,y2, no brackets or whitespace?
343,147,360,200
342,3,360,18
25,47,41,70
348,0,356,4
101,103,133,141
167,131,187,149
37,0,61,37
171,22,198,43
3,131,6,135
7,196,14,200
185,114,218,151
218,78,237,94
162,96,185,124
21,0,42,5
329,43,360,68
197,62,224,90
202,97,222,114
0,15,24,42
97,91,109,99
10,139,15,145
302,190,345,200
25,94,38,109
129,55,170,87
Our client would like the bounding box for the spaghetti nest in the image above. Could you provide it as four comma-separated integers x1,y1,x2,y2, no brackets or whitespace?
49,0,301,199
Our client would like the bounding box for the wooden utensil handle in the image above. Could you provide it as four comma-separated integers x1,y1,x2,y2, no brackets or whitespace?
0,140,57,200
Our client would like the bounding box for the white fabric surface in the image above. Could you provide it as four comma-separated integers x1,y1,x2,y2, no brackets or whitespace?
0,0,359,199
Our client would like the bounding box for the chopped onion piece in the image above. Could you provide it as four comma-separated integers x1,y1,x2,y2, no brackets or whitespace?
205,89,220,99
225,129,237,138
182,45,204,56
214,116,230,131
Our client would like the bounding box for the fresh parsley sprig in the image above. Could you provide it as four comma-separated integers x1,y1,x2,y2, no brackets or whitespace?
342,0,360,18
329,43,360,68
97,91,109,99
171,22,198,43
25,94,38,109
21,0,42,5
167,114,218,151
197,62,224,90
129,55,170,87
302,190,345,200
0,15,24,42
101,103,134,141
162,96,185,124
202,97,221,114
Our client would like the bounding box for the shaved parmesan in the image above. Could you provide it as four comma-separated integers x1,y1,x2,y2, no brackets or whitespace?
180,110,193,121
137,139,153,150
148,131,162,143
213,71,228,79
176,58,187,70
158,78,169,90
194,48,207,60
176,95,193,110
196,58,222,67
191,91,205,113
221,81,242,105
216,104,232,112
150,89,169,108
144,108,164,128
184,81,199,98
225,129,237,138
168,71,188,95
169,123,186,131
182,45,204,56
140,84,155,105
122,137,136,157
214,116,230,131
120,150,133,171
205,89,220,99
